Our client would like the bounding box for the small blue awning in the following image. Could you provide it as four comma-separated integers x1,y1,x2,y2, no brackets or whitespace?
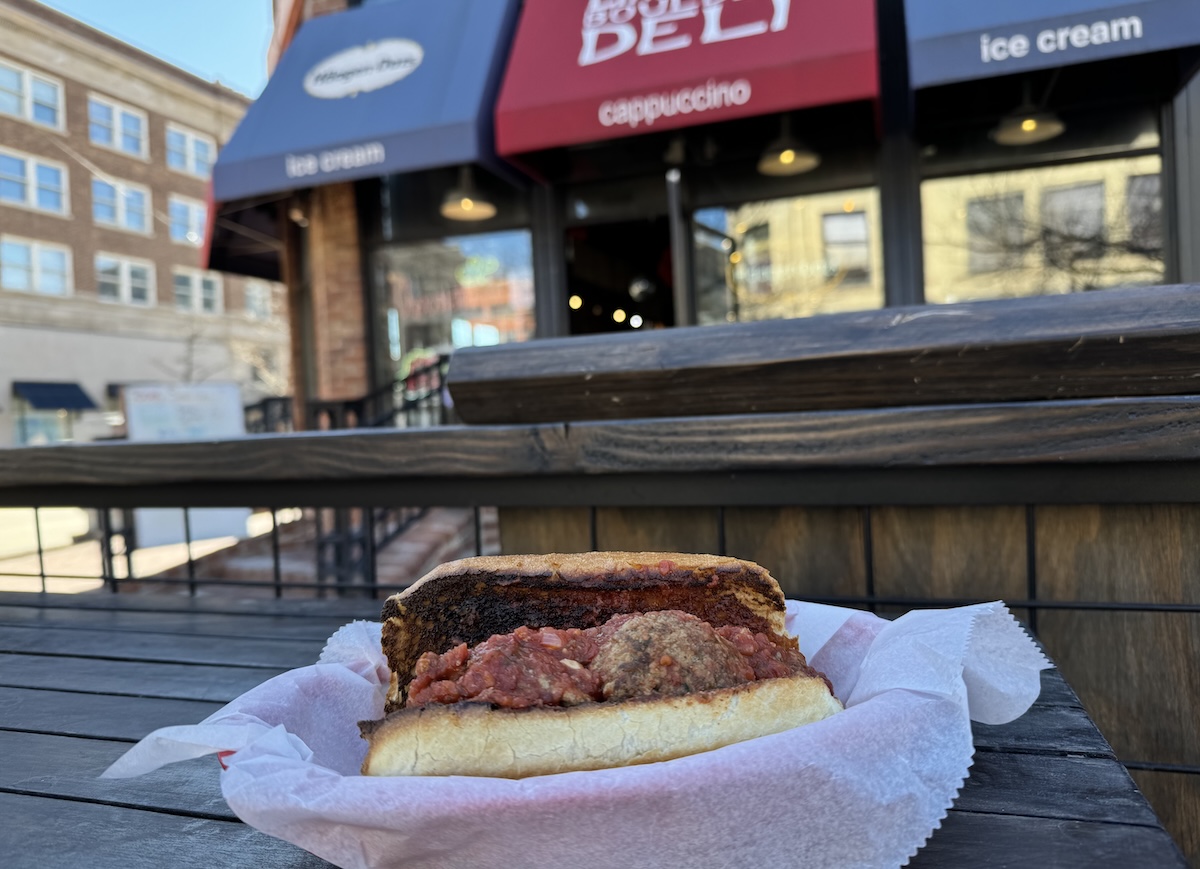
907,0,1200,88
212,0,521,202
12,382,98,411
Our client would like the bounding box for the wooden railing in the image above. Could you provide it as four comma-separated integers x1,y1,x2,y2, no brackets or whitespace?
0,284,1197,862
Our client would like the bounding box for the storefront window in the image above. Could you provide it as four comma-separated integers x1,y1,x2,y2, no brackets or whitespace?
922,155,1164,303
374,230,534,376
693,188,883,325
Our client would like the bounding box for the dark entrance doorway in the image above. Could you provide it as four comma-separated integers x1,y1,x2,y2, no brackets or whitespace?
565,217,674,335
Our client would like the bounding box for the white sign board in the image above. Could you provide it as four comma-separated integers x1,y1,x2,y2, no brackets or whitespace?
123,383,251,549
303,38,424,99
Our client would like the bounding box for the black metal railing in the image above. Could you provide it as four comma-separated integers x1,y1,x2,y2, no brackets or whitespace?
244,397,294,434
256,355,455,591
244,355,454,435
305,354,455,431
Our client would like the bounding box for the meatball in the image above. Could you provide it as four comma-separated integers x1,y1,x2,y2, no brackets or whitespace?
590,610,755,701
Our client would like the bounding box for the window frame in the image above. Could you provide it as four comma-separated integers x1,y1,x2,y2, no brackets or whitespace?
1040,181,1108,266
167,194,207,246
1125,173,1163,257
87,93,149,160
243,280,273,320
821,210,872,286
94,252,156,307
165,122,217,179
0,234,73,296
172,266,224,315
965,192,1027,275
0,60,64,132
91,175,153,235
0,146,70,217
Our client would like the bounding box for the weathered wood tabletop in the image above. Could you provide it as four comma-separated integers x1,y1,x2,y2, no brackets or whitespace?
0,591,1186,869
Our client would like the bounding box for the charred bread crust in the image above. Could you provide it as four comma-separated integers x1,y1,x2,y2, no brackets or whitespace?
380,552,790,711
360,668,842,779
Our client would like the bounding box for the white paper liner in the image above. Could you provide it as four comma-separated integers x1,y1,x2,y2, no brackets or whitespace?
103,602,1049,869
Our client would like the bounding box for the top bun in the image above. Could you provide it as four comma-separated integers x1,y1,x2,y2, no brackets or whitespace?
380,551,789,711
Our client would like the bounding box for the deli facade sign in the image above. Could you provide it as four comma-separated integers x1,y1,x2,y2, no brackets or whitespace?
579,0,791,67
495,0,879,154
907,0,1200,88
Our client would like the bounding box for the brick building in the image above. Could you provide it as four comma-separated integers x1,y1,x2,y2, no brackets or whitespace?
0,0,290,446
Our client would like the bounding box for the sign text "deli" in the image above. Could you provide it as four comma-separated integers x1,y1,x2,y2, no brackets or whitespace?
580,0,791,66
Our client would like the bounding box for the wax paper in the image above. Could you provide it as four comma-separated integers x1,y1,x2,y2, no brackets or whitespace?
103,601,1049,869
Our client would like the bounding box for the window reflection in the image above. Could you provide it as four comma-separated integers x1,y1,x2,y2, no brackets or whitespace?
375,230,535,376
693,188,883,325
923,155,1164,302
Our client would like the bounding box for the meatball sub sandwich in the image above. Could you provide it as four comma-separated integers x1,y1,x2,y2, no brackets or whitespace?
360,552,841,778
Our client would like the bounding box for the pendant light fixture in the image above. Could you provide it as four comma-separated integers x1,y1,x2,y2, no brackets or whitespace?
441,166,497,221
990,80,1066,146
757,116,820,176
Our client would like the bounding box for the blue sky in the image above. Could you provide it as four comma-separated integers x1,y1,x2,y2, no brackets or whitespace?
37,0,274,98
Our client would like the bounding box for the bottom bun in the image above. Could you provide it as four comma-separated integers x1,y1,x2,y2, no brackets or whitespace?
360,672,842,779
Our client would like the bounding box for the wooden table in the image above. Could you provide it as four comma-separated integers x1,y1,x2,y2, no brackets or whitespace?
0,591,1186,869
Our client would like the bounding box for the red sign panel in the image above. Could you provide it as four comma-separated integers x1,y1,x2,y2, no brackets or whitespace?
495,0,879,155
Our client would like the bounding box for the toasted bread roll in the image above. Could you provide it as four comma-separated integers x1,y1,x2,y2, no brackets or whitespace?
361,671,842,778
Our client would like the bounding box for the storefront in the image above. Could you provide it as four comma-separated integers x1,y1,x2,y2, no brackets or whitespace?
207,0,528,403
206,0,1200,413
495,0,881,334
908,0,1200,305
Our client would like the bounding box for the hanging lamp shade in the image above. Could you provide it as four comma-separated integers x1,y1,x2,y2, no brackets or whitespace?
757,116,820,176
990,81,1066,146
441,166,497,221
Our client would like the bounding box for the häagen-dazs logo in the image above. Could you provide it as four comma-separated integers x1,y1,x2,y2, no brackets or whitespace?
304,39,423,99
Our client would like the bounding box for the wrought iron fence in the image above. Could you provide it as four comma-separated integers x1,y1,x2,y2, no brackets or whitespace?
305,354,455,431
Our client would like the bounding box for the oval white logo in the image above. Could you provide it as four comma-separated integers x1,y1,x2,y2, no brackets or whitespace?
303,39,424,99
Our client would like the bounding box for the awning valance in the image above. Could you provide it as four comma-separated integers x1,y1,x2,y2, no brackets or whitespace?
495,0,879,156
211,0,521,202
204,188,285,282
12,382,98,412
907,0,1200,89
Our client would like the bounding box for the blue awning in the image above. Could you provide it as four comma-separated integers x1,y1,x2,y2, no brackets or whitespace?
212,0,521,202
907,0,1200,88
12,382,98,411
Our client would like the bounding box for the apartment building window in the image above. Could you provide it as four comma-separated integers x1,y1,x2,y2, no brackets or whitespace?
173,268,222,314
92,177,151,233
95,254,154,306
1042,182,1106,268
244,281,271,319
1126,174,1163,255
88,95,147,158
0,61,62,130
966,193,1026,273
0,237,71,295
168,196,206,245
822,212,871,285
166,124,215,178
0,148,68,215
691,190,883,325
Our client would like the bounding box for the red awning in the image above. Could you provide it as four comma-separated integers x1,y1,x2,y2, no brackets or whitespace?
496,0,878,156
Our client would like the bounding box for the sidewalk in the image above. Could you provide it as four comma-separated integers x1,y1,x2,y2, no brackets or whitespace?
0,534,244,594
0,507,92,559
0,507,497,598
